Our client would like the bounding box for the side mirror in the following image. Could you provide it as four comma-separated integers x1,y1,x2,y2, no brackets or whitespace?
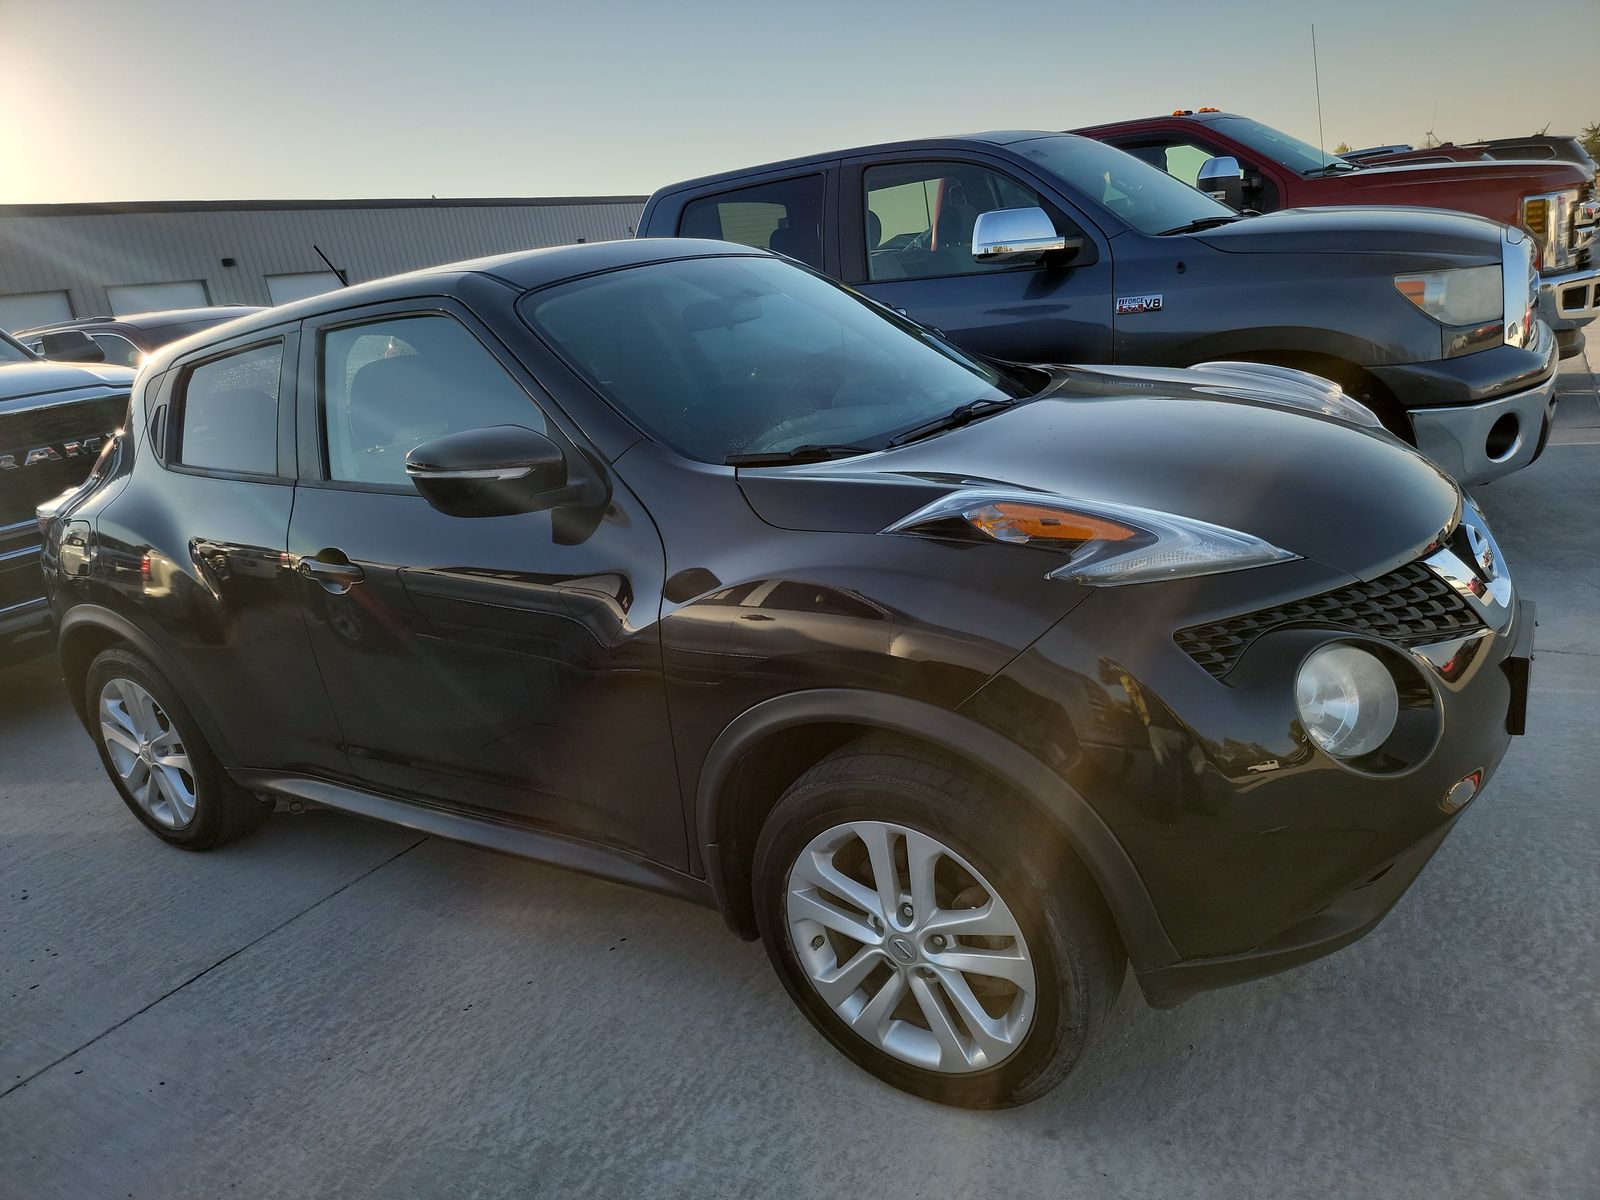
406,425,578,518
972,207,1081,264
38,329,105,363
1196,156,1246,210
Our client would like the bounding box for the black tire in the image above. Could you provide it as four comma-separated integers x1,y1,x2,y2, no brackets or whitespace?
84,646,272,850
752,737,1124,1108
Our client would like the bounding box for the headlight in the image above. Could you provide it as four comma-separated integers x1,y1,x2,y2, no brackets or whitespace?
1295,644,1399,759
1520,188,1578,270
1189,361,1384,429
883,488,1299,585
1393,265,1504,326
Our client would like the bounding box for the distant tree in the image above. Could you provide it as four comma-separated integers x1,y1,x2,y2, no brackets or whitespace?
1581,121,1600,162
1333,141,1352,154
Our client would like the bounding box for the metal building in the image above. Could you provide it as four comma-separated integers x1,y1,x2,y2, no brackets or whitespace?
0,196,646,333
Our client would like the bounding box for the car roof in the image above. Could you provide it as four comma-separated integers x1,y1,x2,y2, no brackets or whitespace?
647,131,1075,197
17,306,261,336
142,239,777,351
1071,111,1242,135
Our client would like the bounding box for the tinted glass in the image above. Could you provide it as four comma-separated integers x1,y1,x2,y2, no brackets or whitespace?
1010,134,1235,234
523,255,1029,464
863,162,1044,281
178,342,281,474
0,331,32,363
1209,117,1352,174
91,333,143,367
320,314,544,486
678,175,825,268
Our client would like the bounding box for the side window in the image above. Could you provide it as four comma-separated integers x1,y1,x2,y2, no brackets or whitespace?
678,175,824,268
1111,138,1219,187
863,162,1045,282
319,313,544,487
91,333,143,368
177,342,282,475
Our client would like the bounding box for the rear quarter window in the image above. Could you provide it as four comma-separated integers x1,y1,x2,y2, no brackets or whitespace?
176,341,282,475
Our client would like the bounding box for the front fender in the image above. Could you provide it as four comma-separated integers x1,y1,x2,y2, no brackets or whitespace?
695,687,1179,971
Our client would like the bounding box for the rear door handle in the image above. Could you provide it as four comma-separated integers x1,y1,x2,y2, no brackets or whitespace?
298,553,365,593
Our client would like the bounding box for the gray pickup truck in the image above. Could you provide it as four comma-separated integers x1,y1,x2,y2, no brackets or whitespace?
638,130,1559,484
0,329,132,664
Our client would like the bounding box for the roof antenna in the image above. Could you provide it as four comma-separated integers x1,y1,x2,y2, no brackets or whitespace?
313,244,350,287
1311,24,1327,165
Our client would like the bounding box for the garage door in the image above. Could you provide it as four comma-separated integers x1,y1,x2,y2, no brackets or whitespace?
106,280,209,316
0,290,73,334
265,271,343,305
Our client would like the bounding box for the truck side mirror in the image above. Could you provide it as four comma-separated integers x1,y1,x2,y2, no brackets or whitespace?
1196,156,1246,210
972,207,1083,265
38,329,106,364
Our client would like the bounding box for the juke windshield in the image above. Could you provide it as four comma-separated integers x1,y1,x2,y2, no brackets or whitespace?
522,255,1033,464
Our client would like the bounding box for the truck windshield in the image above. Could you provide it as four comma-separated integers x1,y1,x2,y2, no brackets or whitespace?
522,255,1033,464
1009,134,1236,236
1209,117,1355,175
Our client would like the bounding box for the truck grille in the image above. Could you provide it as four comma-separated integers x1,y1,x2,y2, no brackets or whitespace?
1174,562,1484,678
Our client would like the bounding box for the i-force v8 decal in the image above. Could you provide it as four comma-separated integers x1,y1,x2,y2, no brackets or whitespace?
1116,294,1164,315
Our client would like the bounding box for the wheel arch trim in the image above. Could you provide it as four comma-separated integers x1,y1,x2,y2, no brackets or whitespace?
57,604,239,763
694,688,1179,971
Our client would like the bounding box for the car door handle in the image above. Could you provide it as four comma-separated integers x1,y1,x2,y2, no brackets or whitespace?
298,554,365,594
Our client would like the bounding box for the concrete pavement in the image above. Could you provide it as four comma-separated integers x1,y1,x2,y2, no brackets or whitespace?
1,438,1596,1199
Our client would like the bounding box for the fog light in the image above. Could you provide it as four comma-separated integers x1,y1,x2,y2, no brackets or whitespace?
1295,644,1400,759
1441,770,1482,814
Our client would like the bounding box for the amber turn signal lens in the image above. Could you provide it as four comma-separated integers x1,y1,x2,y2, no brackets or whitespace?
963,502,1139,546
1394,277,1428,308
1521,198,1548,234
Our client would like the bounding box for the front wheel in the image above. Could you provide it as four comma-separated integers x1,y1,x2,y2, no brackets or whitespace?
752,739,1124,1107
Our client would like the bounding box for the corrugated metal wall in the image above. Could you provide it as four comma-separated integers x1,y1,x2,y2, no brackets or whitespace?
0,198,646,321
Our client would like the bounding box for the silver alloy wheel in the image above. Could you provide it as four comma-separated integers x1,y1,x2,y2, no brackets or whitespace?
785,819,1037,1074
97,677,197,830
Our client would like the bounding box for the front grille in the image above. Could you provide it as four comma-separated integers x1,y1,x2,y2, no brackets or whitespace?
1175,562,1484,678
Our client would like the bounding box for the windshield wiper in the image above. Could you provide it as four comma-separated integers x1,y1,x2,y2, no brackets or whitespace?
724,444,876,467
1303,162,1358,176
1156,215,1242,236
886,396,1016,447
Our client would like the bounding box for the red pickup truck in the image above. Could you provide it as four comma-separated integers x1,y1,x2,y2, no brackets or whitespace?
1076,111,1598,357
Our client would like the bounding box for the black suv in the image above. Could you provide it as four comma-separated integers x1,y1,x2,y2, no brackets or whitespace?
16,306,261,368
41,240,1532,1107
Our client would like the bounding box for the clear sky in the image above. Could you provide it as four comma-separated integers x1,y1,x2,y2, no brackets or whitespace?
2,0,1596,203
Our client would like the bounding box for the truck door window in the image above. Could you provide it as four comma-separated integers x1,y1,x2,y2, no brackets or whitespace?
1111,137,1226,187
862,163,1044,282
678,175,824,269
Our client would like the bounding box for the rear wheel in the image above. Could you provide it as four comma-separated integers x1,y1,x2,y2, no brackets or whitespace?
85,646,271,850
752,738,1123,1107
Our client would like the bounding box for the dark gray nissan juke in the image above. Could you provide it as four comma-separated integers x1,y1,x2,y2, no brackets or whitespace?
39,239,1532,1107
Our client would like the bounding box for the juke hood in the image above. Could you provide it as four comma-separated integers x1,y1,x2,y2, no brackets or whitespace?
1192,206,1505,260
736,371,1461,582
